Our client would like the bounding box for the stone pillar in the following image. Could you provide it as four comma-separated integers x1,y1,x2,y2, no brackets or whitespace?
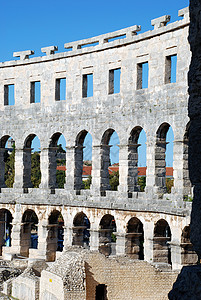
128,144,141,192
23,148,33,188
10,222,21,254
39,148,50,189
36,221,49,260
74,146,85,190
91,145,101,194
0,148,7,188
118,145,129,193
100,144,111,191
89,229,99,251
40,146,59,189
154,141,167,194
64,146,75,191
115,232,126,255
48,147,58,189
172,140,192,197
13,148,24,188
145,137,155,194
63,226,73,249
170,242,182,270
143,222,154,263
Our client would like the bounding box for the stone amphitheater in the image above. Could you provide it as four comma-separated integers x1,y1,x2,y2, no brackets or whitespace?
0,5,196,300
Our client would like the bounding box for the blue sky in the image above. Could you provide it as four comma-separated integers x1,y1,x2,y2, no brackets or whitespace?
1,0,188,166
0,0,188,62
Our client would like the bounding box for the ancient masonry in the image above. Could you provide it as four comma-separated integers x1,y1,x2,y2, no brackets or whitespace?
0,6,196,299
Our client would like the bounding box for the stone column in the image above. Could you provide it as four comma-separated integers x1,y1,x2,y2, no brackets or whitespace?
36,221,49,260
143,222,154,263
64,146,75,191
115,232,126,255
23,148,33,188
145,137,155,195
39,148,50,189
48,147,58,189
74,146,85,190
63,226,73,249
100,144,111,191
91,145,101,194
0,148,7,188
170,242,182,270
171,140,192,197
89,229,99,251
154,141,167,194
13,148,24,189
118,145,129,193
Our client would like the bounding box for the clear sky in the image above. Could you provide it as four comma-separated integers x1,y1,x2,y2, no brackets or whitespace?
0,0,189,62
1,0,188,166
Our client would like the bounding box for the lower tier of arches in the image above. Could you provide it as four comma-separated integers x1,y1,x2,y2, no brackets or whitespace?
0,204,197,271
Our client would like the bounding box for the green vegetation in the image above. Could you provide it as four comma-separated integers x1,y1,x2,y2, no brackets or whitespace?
166,178,174,194
31,152,41,187
83,175,92,189
109,171,119,191
138,176,146,192
5,144,15,188
56,170,66,188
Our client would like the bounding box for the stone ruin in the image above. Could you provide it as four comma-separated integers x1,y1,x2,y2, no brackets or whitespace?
0,4,198,299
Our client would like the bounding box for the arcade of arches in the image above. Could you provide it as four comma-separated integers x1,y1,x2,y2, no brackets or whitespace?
0,205,197,270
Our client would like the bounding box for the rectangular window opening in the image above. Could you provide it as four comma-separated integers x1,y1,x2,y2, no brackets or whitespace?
30,81,41,103
137,62,149,90
82,74,93,98
95,284,107,300
165,55,177,84
4,84,15,106
55,78,66,101
109,68,121,94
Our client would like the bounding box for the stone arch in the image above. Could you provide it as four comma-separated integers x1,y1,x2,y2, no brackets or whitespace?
74,130,92,190
128,127,146,192
181,225,197,265
23,134,41,188
20,209,38,257
126,217,144,260
99,214,116,256
49,132,66,189
47,210,64,261
72,212,90,248
100,129,119,192
153,219,171,265
0,135,15,188
155,123,173,194
0,209,13,255
183,123,192,196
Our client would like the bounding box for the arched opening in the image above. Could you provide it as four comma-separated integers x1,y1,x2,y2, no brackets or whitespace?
153,219,171,265
0,209,13,255
23,134,41,188
99,214,116,256
49,133,66,189
101,129,119,192
20,209,38,257
128,127,147,192
74,130,92,190
0,136,15,188
47,210,64,261
155,123,174,194
126,217,144,260
181,225,197,265
72,212,90,248
183,123,192,197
